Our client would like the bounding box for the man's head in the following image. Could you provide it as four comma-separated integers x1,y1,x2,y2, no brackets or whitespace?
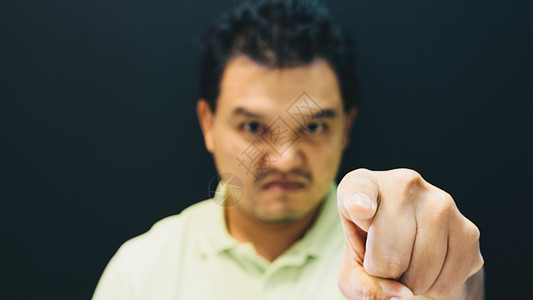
197,0,358,223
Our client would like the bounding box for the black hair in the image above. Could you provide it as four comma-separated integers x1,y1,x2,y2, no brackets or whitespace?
199,0,359,112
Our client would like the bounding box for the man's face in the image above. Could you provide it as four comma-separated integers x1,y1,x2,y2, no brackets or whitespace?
198,56,355,223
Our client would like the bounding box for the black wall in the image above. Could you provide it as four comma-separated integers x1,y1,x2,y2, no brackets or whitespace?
1,0,532,299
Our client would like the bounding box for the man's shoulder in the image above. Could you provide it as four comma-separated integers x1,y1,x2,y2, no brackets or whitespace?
147,199,215,236
93,200,218,298
114,199,215,262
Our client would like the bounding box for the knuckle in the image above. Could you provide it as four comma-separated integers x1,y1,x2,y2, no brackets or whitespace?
468,227,484,272
392,169,424,201
401,274,431,295
475,254,485,272
364,254,407,279
431,192,456,220
468,222,481,242
440,192,456,211
461,219,481,245
439,190,455,205
400,275,417,293
393,168,422,185
473,254,484,275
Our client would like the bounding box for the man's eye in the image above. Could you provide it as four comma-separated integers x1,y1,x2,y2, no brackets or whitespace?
241,121,262,134
303,123,326,135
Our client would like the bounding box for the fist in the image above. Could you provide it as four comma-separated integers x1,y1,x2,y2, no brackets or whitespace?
337,168,483,300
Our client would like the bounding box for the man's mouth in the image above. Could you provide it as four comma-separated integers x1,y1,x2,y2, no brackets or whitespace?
261,181,306,191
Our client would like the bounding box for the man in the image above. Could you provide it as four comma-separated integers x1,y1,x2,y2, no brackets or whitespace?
93,0,484,299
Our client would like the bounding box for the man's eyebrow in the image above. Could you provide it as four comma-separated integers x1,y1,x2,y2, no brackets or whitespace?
233,107,264,118
310,108,338,119
232,107,338,119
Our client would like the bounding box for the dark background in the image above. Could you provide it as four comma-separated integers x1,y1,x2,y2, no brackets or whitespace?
1,0,532,299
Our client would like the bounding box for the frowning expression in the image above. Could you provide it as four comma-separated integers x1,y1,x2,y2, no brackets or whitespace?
197,56,355,223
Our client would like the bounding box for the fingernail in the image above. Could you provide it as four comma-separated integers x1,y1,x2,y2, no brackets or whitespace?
351,192,372,210
389,297,401,300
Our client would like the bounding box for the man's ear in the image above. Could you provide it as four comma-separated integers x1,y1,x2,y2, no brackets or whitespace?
343,106,357,150
196,99,215,154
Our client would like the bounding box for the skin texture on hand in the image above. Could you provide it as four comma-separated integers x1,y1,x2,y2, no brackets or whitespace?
337,168,484,300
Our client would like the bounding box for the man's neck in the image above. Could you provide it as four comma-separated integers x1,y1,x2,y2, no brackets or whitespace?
225,204,322,262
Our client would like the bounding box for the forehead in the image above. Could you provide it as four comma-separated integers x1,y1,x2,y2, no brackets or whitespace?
216,56,343,114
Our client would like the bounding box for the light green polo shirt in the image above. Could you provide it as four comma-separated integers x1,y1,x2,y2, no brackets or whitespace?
93,183,347,299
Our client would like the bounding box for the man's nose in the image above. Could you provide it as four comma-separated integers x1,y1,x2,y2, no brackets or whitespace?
265,140,304,173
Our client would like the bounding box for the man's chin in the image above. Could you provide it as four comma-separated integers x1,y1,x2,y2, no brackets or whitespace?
234,184,322,224
245,199,320,224
252,211,307,224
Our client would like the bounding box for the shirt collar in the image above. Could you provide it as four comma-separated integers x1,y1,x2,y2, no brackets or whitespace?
196,182,341,262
